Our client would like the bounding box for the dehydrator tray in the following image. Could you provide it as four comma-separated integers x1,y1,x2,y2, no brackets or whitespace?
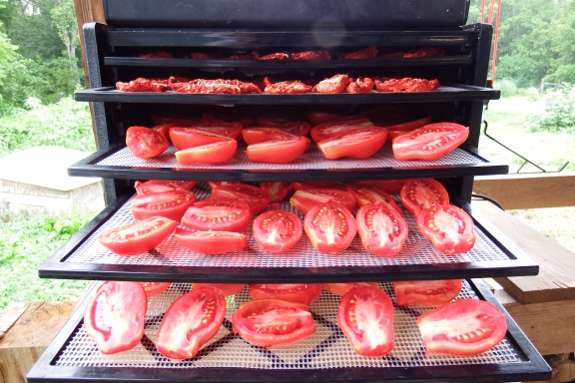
68,144,508,183
26,279,551,383
38,185,538,283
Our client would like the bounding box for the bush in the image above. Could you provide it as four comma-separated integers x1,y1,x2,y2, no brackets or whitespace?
494,79,518,98
524,83,575,133
526,87,540,102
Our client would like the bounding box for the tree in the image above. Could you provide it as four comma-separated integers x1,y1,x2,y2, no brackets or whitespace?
50,0,77,61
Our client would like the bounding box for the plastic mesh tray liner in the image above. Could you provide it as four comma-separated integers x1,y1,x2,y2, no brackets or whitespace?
65,186,510,268
95,144,485,170
54,281,522,369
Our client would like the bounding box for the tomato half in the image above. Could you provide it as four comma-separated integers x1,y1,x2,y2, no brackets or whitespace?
191,283,246,296
416,204,475,254
210,183,271,215
249,284,323,306
170,128,230,151
381,115,432,131
241,127,298,145
346,185,402,214
174,229,248,254
84,281,147,354
290,188,356,215
181,198,252,232
324,282,377,296
177,121,243,140
157,286,226,360
400,178,449,216
392,122,469,161
304,203,357,253
232,299,316,347
246,137,308,163
175,140,237,165
318,128,388,160
139,282,171,297
310,116,373,143
153,122,176,141
306,110,345,126
356,203,408,257
253,210,302,253
417,298,507,356
130,190,196,221
134,180,197,195
260,182,293,202
393,280,462,307
99,216,177,256
257,120,311,137
126,126,169,159
357,180,407,195
338,286,394,357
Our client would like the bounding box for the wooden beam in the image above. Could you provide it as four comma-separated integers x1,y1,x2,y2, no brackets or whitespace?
474,174,575,209
74,0,105,89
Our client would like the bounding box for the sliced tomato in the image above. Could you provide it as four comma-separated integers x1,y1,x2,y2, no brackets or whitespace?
324,282,377,296
290,188,356,215
246,137,308,163
346,184,402,214
99,216,176,256
260,182,293,202
139,282,171,297
304,203,357,253
400,178,449,216
209,183,271,215
181,198,252,232
306,110,345,126
84,281,147,354
157,286,226,360
253,210,302,253
394,280,462,307
257,120,311,137
381,115,432,131
176,121,243,140
175,140,237,165
241,127,298,145
130,190,196,221
338,285,394,357
292,181,347,191
232,298,315,347
170,128,230,150
392,122,469,161
318,128,387,160
357,179,407,195
356,202,408,257
175,229,248,254
417,298,507,356
249,284,322,306
134,179,197,195
126,126,169,159
191,283,246,296
202,112,256,128
153,122,176,141
417,204,475,254
310,116,373,143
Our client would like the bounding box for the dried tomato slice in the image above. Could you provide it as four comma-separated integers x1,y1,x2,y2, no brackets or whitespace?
312,74,350,94
346,77,374,94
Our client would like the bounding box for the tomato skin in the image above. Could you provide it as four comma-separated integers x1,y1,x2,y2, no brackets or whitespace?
253,210,302,253
338,286,394,357
139,282,171,297
260,182,293,202
157,286,226,360
382,115,432,131
191,283,246,296
346,184,402,214
84,281,147,354
175,140,237,165
246,137,308,163
134,180,198,195
174,229,248,254
99,216,177,256
392,122,469,161
318,128,388,160
304,203,357,253
232,298,316,347
290,188,356,215
310,116,373,143
170,128,230,151
400,178,449,217
394,280,462,307
209,183,271,215
417,298,507,356
324,282,377,296
130,190,196,221
356,203,408,257
181,198,252,232
417,204,475,254
249,284,323,306
126,126,169,159
306,111,345,126
357,180,407,195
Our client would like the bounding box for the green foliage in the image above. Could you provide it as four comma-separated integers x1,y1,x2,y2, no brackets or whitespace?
525,84,575,133
493,79,518,98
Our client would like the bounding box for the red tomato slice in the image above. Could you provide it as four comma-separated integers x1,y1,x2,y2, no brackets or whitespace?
176,121,243,140
202,112,256,128
346,185,402,214
157,286,226,359
253,210,302,253
191,283,246,296
210,183,271,215
338,285,394,357
126,126,169,159
257,120,311,137
241,127,298,145
400,178,449,216
324,282,377,296
260,182,293,202
356,202,408,257
310,116,373,143
175,140,237,165
306,111,345,126
318,128,388,160
392,122,469,161
170,128,230,150
139,282,171,297
357,180,407,195
175,229,248,254
394,280,462,307
134,180,197,195
292,181,346,191
130,190,196,221
249,284,322,306
232,298,316,347
153,122,176,141
417,204,475,254
417,298,507,356
84,281,147,354
99,216,177,256
181,198,252,232
290,188,356,215
304,203,357,253
246,137,308,163
381,115,432,131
